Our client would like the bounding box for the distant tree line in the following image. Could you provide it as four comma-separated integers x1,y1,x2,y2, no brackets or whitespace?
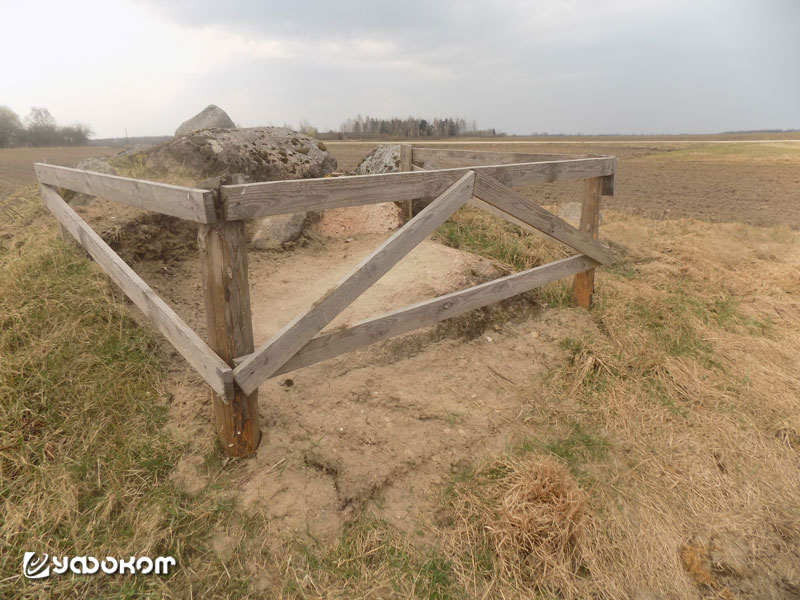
310,115,502,140
0,106,93,148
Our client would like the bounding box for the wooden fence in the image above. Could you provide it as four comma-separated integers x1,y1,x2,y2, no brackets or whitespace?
35,145,617,457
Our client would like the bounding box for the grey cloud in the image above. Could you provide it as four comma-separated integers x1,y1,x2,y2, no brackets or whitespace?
128,0,800,134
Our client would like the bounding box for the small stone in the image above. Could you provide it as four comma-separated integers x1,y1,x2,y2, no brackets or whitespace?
251,212,307,250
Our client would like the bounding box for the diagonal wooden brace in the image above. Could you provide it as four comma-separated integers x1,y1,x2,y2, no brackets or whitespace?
472,173,613,266
233,170,477,395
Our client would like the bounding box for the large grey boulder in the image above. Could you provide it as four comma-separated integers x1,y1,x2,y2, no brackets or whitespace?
146,127,337,250
146,126,336,183
356,144,400,174
175,105,235,137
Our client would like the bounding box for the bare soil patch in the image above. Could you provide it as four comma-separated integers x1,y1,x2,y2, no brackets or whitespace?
115,230,581,541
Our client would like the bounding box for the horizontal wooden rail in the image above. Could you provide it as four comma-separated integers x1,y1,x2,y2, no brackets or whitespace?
35,164,217,223
411,147,594,168
221,157,615,220
39,184,234,397
473,173,614,266
243,254,597,377
233,171,477,395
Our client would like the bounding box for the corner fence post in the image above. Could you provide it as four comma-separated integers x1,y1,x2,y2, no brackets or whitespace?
572,176,603,309
198,182,260,457
399,144,413,220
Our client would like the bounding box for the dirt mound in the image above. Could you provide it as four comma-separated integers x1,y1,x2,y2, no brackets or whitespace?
98,212,197,264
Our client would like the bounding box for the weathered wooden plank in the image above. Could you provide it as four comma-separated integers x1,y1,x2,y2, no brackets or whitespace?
572,177,603,308
414,163,557,241
413,161,545,238
399,145,413,171
411,147,594,169
233,171,477,395
469,197,547,238
399,145,414,219
473,173,613,266
35,163,217,223
266,255,597,376
198,217,260,456
221,157,615,220
39,184,233,397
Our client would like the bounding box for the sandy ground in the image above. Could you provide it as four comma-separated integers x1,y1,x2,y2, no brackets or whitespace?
120,232,588,540
59,186,596,541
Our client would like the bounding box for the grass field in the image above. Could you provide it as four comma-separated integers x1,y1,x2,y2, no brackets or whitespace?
2,138,799,598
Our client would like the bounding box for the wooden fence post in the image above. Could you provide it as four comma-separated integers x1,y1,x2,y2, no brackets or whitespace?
572,176,603,309
399,144,413,219
198,184,260,457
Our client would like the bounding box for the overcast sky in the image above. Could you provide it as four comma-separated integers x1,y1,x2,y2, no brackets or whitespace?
2,0,798,138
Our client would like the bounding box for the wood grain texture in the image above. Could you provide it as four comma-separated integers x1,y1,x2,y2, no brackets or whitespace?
415,163,558,242
233,171,477,395
473,173,613,265
35,163,217,223
572,177,603,308
399,145,414,219
411,147,595,168
39,184,233,397
399,145,413,171
468,197,545,237
263,255,598,376
221,157,615,220
198,219,260,456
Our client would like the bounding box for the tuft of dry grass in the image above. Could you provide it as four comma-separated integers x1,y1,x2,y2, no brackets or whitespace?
442,457,593,598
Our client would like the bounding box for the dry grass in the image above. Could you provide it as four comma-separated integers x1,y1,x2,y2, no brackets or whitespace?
3,150,800,597
0,197,272,598
443,457,592,598
280,204,800,598
435,204,800,598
